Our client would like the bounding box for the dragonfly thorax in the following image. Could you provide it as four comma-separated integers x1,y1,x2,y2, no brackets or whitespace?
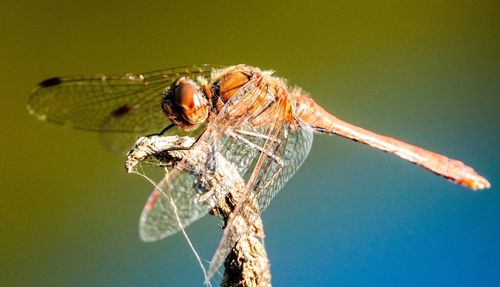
216,65,253,103
161,77,209,130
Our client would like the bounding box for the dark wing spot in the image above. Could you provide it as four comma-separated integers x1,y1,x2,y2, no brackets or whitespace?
38,77,62,87
111,105,132,117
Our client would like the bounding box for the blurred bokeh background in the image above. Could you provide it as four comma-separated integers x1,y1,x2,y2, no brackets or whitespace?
1,1,499,286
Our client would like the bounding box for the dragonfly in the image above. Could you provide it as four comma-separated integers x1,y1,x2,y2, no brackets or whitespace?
28,64,491,279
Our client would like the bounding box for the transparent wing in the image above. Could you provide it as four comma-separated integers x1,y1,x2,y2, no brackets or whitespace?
28,65,218,152
139,169,210,242
206,90,314,277
252,123,314,211
213,79,314,212
139,138,246,242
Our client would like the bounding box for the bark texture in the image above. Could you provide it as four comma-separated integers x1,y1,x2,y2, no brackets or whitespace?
218,207,271,287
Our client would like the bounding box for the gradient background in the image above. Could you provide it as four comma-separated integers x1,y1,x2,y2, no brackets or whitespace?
1,1,499,286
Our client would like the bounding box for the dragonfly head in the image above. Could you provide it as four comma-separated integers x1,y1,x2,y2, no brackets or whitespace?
161,77,209,130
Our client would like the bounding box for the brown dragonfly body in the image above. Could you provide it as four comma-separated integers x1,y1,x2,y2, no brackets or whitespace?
293,94,489,190
29,64,490,281
164,65,489,190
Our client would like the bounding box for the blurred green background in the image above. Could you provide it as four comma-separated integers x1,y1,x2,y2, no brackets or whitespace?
1,1,499,286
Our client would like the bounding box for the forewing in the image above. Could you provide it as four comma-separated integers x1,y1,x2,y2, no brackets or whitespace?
253,123,314,211
28,65,217,152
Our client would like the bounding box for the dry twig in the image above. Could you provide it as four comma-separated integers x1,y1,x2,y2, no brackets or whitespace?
126,135,272,286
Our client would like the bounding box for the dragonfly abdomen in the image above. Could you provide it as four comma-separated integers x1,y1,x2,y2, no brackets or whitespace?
292,93,490,190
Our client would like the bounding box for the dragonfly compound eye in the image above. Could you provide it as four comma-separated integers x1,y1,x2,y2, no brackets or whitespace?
161,77,209,130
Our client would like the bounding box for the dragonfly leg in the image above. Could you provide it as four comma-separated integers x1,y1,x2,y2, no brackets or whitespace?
228,128,286,191
232,129,282,145
157,123,176,135
227,129,284,168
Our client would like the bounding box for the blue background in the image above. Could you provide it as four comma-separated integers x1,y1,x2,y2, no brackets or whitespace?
1,1,499,286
